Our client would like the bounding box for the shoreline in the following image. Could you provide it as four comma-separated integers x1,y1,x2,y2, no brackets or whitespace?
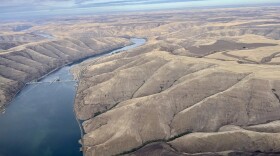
0,41,133,113
71,37,147,155
0,37,146,156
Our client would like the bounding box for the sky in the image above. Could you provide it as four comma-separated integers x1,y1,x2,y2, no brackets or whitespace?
1,0,280,20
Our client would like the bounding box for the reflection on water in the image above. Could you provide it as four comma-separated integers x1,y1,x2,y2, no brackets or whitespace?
0,38,146,156
0,81,82,156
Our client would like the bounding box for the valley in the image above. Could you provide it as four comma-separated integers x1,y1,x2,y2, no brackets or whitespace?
1,6,280,156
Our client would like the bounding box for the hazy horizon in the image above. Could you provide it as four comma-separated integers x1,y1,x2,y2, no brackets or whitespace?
1,0,280,20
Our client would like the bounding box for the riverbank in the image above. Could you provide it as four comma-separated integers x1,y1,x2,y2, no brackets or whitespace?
0,37,131,111
72,39,280,155
0,38,146,156
71,38,146,155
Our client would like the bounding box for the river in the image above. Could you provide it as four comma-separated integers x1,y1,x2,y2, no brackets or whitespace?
0,38,146,156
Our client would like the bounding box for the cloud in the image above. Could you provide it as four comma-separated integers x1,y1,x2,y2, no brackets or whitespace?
1,0,280,20
0,0,206,14
0,0,204,7
72,0,206,9
0,0,61,4
76,0,204,5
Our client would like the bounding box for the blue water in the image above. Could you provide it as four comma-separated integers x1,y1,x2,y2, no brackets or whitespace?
0,38,146,156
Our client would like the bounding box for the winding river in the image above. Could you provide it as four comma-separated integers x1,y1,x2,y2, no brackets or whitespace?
0,38,146,156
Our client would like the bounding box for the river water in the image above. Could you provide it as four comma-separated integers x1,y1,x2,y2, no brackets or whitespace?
0,38,146,156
